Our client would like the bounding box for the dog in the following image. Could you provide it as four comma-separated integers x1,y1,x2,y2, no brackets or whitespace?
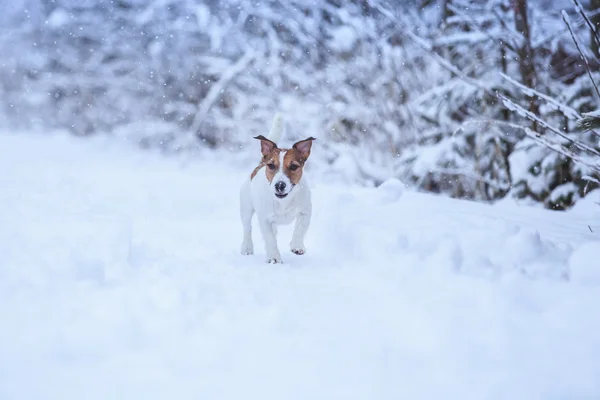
239,113,316,264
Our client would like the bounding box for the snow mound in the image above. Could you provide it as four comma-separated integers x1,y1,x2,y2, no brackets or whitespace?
376,178,406,203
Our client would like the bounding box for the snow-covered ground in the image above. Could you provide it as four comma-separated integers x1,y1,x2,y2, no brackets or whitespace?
1,131,600,399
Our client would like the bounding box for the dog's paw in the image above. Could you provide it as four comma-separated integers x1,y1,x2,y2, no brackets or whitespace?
240,243,254,255
267,257,283,264
290,243,306,255
291,248,305,255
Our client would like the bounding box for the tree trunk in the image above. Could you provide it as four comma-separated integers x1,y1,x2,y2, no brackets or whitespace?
512,0,540,129
440,0,454,27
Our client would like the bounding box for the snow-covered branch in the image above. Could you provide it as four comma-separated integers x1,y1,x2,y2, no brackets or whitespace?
499,72,581,120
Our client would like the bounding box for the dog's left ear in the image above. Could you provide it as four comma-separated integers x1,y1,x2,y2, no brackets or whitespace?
293,137,316,159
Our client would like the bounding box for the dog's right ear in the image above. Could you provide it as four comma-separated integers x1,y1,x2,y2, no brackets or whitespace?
254,135,277,156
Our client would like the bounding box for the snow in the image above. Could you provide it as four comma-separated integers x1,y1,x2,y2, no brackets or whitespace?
1,131,600,399
329,25,358,52
570,242,600,285
46,8,70,28
584,110,600,118
433,32,488,46
376,178,406,203
550,182,579,203
410,139,455,177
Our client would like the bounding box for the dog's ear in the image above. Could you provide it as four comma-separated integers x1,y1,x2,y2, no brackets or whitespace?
254,135,277,156
292,137,316,159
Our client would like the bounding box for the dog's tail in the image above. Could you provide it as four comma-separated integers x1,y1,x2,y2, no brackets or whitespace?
268,112,284,143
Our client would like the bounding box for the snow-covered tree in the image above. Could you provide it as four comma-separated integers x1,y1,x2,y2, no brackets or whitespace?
0,0,598,209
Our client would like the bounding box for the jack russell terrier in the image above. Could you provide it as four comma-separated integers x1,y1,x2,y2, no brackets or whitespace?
239,113,316,263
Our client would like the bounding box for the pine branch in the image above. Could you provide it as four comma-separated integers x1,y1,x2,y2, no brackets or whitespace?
583,175,600,184
576,111,600,131
562,10,600,100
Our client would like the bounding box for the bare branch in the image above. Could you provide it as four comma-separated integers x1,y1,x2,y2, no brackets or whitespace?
562,10,600,99
461,119,600,173
499,73,581,119
497,93,600,157
572,0,600,56
500,73,600,138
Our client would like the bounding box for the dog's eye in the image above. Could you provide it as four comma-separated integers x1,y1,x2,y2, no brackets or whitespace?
267,163,276,170
289,164,299,171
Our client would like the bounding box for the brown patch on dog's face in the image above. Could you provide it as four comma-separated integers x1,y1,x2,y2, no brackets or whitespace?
252,135,282,183
262,149,283,183
281,149,305,184
281,137,316,184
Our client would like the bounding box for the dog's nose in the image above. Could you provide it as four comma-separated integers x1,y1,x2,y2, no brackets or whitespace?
275,181,286,192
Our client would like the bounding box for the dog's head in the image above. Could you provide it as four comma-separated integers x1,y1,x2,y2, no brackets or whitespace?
254,135,316,199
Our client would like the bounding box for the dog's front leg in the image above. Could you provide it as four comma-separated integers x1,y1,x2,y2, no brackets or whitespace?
258,219,282,263
239,182,254,255
290,210,311,255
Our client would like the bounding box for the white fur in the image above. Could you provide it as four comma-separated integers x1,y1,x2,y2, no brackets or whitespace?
271,151,293,196
239,114,312,263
